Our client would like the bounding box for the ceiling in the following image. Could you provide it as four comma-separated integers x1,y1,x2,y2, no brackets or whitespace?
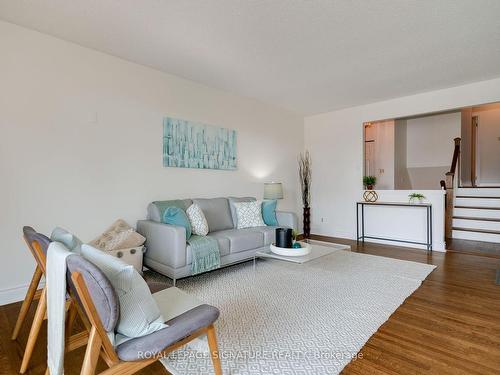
1,0,500,115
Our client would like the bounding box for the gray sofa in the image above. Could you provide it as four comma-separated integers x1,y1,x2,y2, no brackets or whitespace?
137,197,298,284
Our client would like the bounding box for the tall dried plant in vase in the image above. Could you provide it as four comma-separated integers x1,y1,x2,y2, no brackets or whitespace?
298,151,312,238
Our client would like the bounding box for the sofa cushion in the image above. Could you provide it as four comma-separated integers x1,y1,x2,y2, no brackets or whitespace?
244,226,278,246
228,197,256,227
148,200,193,222
192,198,233,232
210,229,264,253
186,233,230,265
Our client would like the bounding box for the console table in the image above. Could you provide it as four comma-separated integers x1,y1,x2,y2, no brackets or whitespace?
356,201,433,252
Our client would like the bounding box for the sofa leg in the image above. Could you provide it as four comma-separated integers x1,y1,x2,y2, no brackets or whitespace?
172,278,176,287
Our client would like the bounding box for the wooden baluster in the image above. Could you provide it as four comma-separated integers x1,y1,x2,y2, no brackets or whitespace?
445,172,454,240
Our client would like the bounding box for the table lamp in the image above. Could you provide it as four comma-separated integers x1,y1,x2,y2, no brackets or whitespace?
264,182,283,200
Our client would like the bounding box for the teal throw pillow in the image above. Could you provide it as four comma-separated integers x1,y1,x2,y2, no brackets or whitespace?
262,200,279,226
163,206,192,239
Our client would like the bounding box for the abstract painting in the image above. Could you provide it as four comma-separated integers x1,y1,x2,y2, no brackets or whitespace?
163,117,237,170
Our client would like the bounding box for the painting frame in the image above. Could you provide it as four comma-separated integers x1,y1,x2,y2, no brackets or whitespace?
163,116,237,170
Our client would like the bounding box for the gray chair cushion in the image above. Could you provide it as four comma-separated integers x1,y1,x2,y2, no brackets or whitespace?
192,198,233,232
210,229,264,253
186,233,230,265
148,200,193,222
115,304,220,361
66,254,120,333
228,197,256,228
23,226,52,255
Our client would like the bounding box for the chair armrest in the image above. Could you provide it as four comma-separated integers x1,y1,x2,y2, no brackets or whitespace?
136,220,187,269
276,211,298,231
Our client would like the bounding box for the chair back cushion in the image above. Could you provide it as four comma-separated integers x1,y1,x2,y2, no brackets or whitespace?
23,226,52,270
66,254,120,332
81,245,167,338
192,198,233,232
23,226,52,254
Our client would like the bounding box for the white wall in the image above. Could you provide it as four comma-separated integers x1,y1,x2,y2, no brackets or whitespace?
473,105,500,185
305,76,500,245
0,21,303,304
406,112,461,168
359,190,445,251
394,119,411,189
364,120,395,189
403,112,461,190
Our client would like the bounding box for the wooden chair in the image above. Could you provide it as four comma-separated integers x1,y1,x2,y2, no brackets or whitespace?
13,227,83,374
12,227,52,373
65,254,223,375
12,227,48,341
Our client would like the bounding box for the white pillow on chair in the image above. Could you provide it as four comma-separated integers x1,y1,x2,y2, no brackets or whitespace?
51,227,83,254
234,201,265,229
81,244,167,338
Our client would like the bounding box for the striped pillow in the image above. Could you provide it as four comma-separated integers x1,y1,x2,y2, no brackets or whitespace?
81,244,167,338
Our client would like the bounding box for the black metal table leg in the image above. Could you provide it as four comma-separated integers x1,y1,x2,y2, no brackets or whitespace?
361,203,365,244
429,205,433,252
356,203,359,246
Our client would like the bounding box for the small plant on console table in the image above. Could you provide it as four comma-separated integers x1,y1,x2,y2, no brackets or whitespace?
298,151,312,239
363,176,377,190
408,193,426,204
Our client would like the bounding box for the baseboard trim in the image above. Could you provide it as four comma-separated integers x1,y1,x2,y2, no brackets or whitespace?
0,281,45,306
307,233,446,252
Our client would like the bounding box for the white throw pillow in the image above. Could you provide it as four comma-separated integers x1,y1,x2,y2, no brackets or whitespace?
81,244,167,338
234,201,265,229
186,204,209,236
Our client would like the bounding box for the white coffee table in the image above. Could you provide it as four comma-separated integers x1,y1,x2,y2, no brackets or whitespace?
253,241,350,267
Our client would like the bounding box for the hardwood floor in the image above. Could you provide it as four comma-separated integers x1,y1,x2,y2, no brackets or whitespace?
1,238,499,374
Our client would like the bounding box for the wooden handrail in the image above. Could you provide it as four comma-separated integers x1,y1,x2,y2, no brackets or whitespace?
444,137,461,243
448,137,461,175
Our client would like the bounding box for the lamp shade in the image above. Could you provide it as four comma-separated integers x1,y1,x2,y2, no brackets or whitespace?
264,182,283,200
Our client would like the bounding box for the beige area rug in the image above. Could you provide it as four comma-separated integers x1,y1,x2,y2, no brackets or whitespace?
144,245,436,375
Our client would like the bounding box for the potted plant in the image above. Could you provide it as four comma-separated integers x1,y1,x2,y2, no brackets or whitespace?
298,151,312,238
292,229,302,248
408,193,426,204
363,176,377,190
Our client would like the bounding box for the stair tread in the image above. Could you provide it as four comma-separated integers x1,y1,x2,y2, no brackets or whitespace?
456,196,500,199
453,216,500,222
453,227,500,235
454,205,500,210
